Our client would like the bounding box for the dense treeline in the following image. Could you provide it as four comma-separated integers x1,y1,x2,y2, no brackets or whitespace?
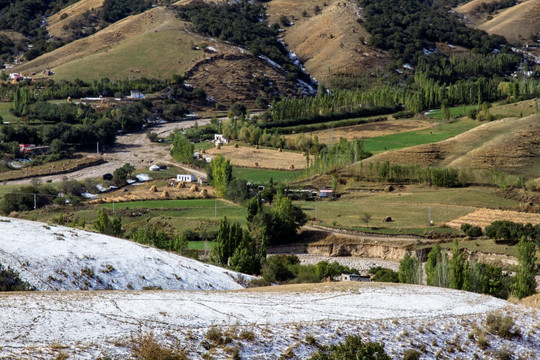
359,0,508,62
264,74,540,120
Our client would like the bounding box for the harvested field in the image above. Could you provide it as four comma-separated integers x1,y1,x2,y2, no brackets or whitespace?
0,157,104,182
205,145,307,170
287,119,433,144
447,208,540,229
91,182,215,204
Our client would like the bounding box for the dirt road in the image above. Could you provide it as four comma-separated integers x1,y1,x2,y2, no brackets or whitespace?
6,118,210,185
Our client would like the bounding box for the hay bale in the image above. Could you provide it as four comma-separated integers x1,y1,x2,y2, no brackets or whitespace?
216,144,221,149
384,185,395,192
254,162,259,167
234,143,239,148
383,216,393,223
200,189,208,198
255,145,259,149
177,181,185,189
201,148,206,154
160,191,170,199
149,185,158,193
302,152,306,156
278,148,282,152
289,164,295,170
190,185,199,192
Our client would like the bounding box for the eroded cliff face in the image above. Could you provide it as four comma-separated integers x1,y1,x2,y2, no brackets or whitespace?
269,243,430,262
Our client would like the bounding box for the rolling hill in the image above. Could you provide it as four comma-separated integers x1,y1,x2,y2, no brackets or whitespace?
47,0,106,40
457,0,540,44
365,114,540,176
266,0,392,88
0,216,250,291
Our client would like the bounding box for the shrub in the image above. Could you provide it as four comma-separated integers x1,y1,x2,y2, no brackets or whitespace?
130,333,187,360
461,223,482,237
369,266,399,283
0,263,34,291
485,312,520,339
309,336,390,360
402,349,422,360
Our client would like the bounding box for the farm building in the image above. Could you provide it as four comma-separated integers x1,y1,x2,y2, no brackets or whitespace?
319,188,334,198
177,174,196,182
338,274,371,282
130,90,145,99
214,134,229,145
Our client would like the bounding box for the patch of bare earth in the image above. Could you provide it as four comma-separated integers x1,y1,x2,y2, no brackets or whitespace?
184,53,301,108
205,145,306,170
446,208,540,229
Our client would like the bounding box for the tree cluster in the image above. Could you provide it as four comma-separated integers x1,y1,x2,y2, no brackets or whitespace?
485,221,540,245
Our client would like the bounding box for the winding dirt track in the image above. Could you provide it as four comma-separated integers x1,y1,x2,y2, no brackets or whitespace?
6,118,210,185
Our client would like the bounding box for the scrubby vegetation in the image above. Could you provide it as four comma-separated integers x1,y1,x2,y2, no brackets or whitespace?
0,262,34,291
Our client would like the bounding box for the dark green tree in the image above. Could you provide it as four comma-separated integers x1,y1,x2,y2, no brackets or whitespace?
170,132,194,164
398,253,422,284
207,155,233,197
513,237,537,299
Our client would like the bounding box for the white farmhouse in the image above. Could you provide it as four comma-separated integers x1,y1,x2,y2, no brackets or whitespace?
177,174,196,182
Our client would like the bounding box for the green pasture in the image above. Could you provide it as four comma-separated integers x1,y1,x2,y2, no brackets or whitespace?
296,187,521,236
363,118,478,154
232,167,299,184
0,102,21,123
425,105,478,119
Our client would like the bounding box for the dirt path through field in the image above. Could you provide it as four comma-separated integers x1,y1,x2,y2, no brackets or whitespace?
5,119,210,185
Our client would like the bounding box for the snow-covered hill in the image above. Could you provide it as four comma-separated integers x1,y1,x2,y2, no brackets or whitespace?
0,217,248,291
0,283,538,359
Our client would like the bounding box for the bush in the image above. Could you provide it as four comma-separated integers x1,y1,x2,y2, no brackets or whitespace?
0,263,34,291
461,223,482,237
130,333,187,360
485,312,520,339
309,336,390,360
402,349,422,360
369,266,399,283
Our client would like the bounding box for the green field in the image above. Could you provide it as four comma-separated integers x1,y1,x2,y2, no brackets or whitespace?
426,105,478,119
363,118,478,154
296,186,521,235
0,102,21,123
233,167,300,183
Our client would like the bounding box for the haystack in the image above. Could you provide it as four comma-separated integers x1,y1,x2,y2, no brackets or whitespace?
278,148,282,152
216,144,221,149
254,162,259,167
255,145,259,149
201,148,206,154
160,191,170,199
234,143,239,148
149,185,158,193
190,184,199,192
289,164,295,170
177,181,185,189
200,189,208,198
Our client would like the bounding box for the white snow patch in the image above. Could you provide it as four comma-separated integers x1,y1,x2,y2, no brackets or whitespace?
0,217,251,291
0,284,537,359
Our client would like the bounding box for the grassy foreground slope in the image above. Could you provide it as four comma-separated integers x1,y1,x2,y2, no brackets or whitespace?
367,114,540,176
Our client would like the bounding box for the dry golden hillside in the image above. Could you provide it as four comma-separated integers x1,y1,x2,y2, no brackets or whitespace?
458,0,540,44
367,114,540,176
266,0,391,87
47,0,105,39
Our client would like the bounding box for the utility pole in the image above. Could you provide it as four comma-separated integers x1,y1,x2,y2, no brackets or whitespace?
33,193,36,210
97,141,99,155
